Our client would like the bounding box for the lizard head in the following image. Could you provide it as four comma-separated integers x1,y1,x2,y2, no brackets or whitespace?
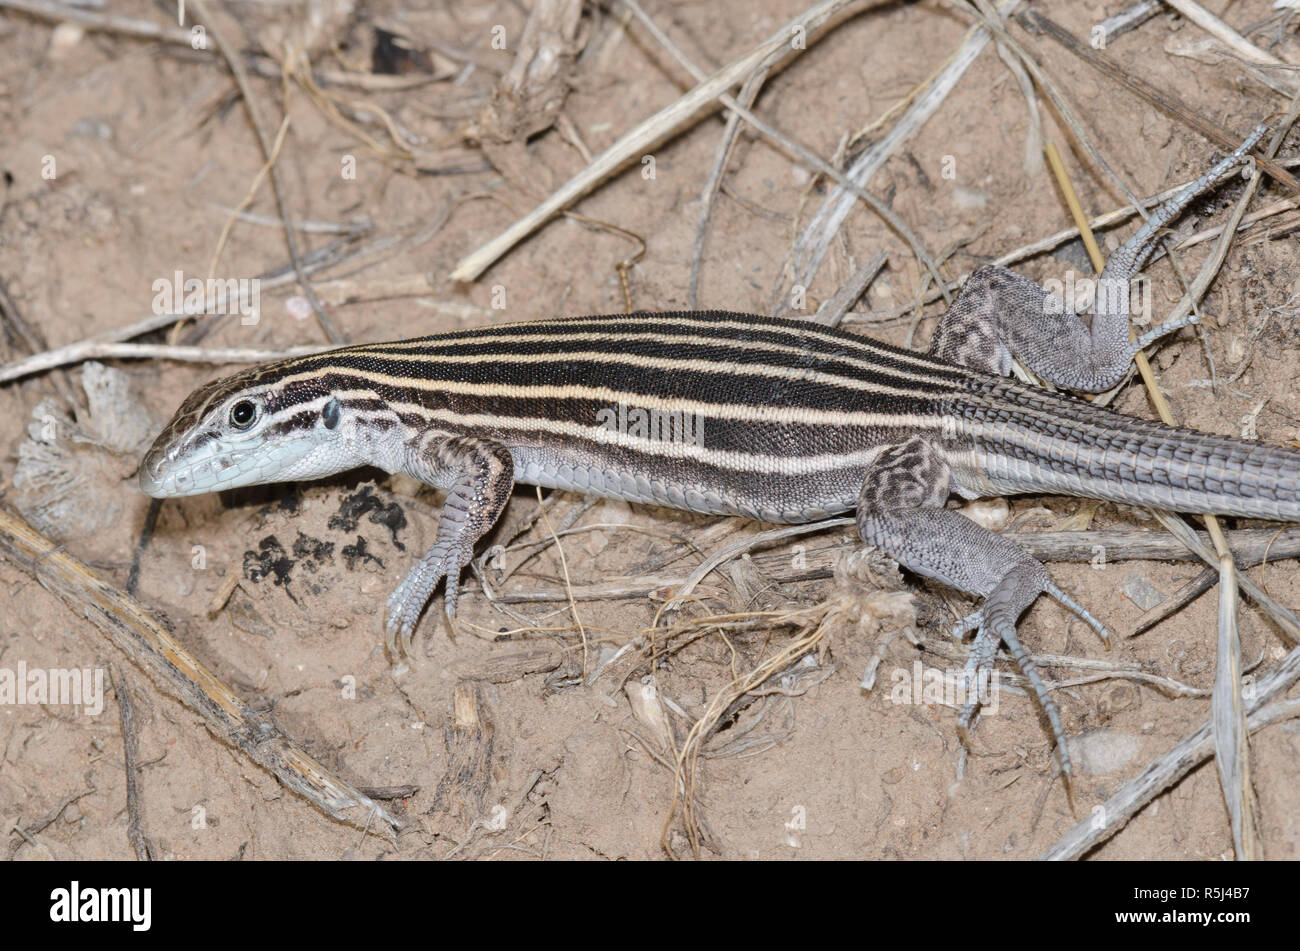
139,361,343,498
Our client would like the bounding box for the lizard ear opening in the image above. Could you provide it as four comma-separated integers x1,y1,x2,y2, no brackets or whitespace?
322,397,342,430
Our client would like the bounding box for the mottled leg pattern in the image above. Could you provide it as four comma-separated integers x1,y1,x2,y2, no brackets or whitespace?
927,266,1044,377
856,436,1100,784
931,128,1264,391
385,433,514,655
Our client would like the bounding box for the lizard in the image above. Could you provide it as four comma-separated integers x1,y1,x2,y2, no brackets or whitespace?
139,126,1294,783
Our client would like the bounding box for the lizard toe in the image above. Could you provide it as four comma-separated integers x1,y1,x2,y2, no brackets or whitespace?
384,541,476,653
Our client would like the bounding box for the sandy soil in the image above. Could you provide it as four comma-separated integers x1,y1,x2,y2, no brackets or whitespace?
2,0,1300,860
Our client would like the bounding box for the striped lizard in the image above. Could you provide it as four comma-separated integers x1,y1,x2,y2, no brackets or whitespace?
140,127,1295,782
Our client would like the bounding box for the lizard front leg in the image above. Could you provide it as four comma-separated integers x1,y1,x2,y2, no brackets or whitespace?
856,436,1108,789
930,127,1264,389
385,433,514,655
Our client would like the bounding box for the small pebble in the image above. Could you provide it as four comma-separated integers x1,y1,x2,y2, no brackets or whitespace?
49,23,85,58
286,296,313,321
1122,571,1167,611
960,497,1009,532
953,186,989,210
1069,730,1140,775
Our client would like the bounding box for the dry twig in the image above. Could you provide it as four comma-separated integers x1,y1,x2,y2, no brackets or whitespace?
450,0,871,282
0,506,399,833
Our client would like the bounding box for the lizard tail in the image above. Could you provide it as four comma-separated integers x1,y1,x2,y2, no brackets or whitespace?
961,381,1300,522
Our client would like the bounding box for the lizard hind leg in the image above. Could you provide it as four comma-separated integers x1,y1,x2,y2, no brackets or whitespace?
856,435,1091,788
930,128,1265,392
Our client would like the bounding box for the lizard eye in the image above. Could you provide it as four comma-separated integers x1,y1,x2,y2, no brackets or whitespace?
228,399,259,430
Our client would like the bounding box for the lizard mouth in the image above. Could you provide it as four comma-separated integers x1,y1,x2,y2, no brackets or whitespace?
138,442,252,498
138,431,321,498
137,448,169,497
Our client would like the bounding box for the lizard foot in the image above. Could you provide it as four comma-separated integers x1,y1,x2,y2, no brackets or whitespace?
384,540,473,657
951,574,1112,802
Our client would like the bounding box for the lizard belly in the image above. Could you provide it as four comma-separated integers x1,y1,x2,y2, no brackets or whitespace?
509,445,869,523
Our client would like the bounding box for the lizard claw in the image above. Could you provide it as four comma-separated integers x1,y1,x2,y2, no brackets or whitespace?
383,541,473,657
950,607,984,638
955,611,1000,742
966,612,1072,789
951,570,1076,791
953,578,1113,793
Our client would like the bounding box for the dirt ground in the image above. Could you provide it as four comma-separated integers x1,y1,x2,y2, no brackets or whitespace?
2,0,1300,861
